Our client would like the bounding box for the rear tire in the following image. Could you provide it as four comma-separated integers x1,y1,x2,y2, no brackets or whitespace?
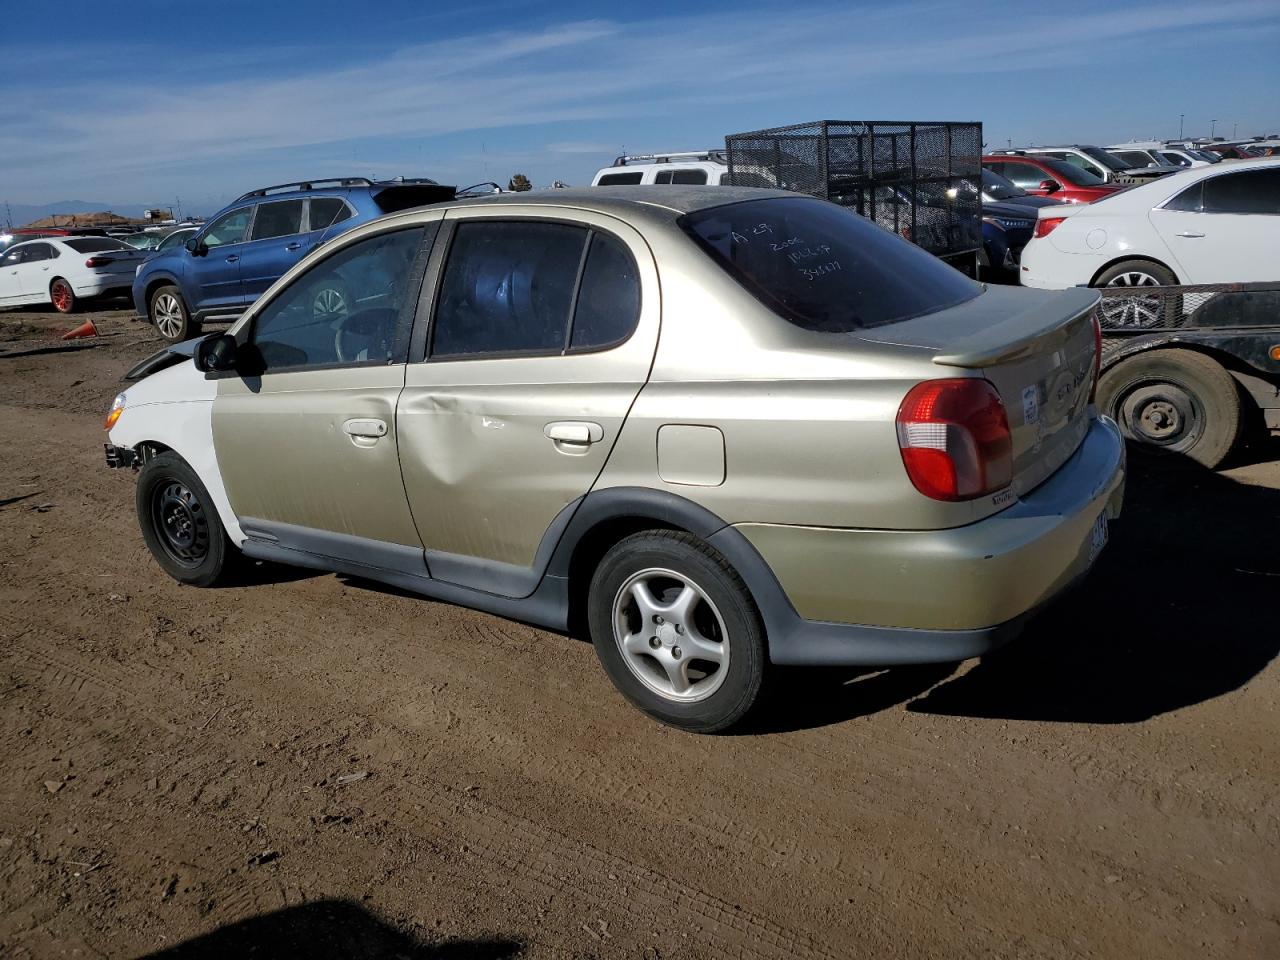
587,531,766,733
150,285,198,342
136,452,237,586
49,278,77,314
1097,348,1242,468
1094,260,1179,328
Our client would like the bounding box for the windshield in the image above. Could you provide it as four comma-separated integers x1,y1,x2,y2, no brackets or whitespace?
680,197,981,333
1193,150,1222,162
1038,157,1105,186
981,169,1026,200
1082,147,1131,172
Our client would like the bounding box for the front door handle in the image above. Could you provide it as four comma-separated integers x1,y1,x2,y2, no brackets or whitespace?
343,418,388,447
1174,231,1205,238
225,254,240,263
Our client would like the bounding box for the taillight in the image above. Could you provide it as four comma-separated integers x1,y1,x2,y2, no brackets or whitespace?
84,256,110,268
1034,217,1065,239
1090,313,1102,403
896,379,1012,502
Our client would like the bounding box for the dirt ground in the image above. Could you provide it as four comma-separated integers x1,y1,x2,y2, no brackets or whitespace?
0,307,1277,960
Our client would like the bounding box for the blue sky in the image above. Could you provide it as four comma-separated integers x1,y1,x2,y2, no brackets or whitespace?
2,0,1278,216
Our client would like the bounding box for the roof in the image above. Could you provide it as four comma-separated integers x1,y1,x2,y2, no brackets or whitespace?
443,185,794,220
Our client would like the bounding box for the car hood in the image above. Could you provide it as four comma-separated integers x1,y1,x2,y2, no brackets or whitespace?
983,200,1044,219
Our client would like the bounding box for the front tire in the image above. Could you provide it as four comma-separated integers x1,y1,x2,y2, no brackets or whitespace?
136,452,236,586
1097,348,1242,468
150,285,198,342
588,531,766,733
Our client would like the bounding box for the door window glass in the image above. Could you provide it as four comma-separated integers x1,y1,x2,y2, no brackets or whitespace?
432,221,587,357
1160,151,1190,167
670,168,708,185
0,249,21,267
597,172,643,185
20,243,55,262
203,208,253,247
569,232,641,350
249,226,426,371
1001,162,1044,189
1164,182,1204,212
309,197,354,231
251,200,305,241
1201,170,1280,214
654,170,674,184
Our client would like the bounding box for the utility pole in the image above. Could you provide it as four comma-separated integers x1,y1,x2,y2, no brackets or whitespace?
1233,122,1238,139
1210,119,1218,139
3,202,12,230
1179,114,1184,139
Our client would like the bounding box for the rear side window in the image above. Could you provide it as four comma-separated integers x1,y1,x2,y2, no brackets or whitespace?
597,172,643,186
21,243,56,262
1201,170,1280,214
433,222,585,356
310,197,354,231
570,232,641,350
654,169,709,185
251,200,304,240
681,197,980,333
64,238,130,253
431,221,641,358
1165,182,1204,212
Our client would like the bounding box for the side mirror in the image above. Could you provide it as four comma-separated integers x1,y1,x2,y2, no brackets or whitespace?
184,237,206,255
195,333,238,373
1038,178,1061,193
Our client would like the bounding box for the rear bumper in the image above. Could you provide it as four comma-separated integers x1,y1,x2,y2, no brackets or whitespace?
735,416,1125,665
74,276,134,297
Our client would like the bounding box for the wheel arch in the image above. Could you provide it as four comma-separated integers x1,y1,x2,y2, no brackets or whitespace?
143,274,184,310
1089,254,1181,287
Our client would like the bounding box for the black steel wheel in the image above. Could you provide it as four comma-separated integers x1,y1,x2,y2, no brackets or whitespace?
136,452,237,586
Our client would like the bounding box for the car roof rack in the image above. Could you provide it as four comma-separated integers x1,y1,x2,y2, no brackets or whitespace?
611,150,729,167
235,177,374,201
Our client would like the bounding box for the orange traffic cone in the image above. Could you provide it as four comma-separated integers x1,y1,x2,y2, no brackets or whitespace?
61,319,99,341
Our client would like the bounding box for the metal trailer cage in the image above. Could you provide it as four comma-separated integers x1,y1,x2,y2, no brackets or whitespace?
723,120,983,263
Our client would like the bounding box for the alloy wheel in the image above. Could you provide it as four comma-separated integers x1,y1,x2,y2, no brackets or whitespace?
1102,271,1163,327
612,568,730,703
50,280,73,313
153,293,185,339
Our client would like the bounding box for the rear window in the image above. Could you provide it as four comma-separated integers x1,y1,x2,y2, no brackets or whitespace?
64,238,132,253
597,172,643,186
680,197,980,333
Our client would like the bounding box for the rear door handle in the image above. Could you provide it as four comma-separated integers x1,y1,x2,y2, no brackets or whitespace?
225,254,240,262
285,242,302,251
545,421,604,447
343,418,388,447
1174,231,1205,238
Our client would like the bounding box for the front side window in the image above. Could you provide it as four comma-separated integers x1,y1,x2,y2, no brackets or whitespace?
1000,161,1046,189
681,196,980,333
309,197,354,231
158,229,194,251
249,226,426,371
1201,170,1280,214
203,207,253,247
251,200,305,241
1160,151,1191,167
0,248,22,267
597,172,643,186
1049,152,1104,179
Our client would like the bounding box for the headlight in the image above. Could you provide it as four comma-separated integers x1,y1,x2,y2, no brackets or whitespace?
105,393,125,431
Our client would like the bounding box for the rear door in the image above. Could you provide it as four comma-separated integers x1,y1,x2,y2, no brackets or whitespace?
238,199,309,300
192,206,255,313
1149,168,1280,283
212,220,438,565
395,209,658,595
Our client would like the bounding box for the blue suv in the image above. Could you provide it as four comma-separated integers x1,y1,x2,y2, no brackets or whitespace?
133,177,453,341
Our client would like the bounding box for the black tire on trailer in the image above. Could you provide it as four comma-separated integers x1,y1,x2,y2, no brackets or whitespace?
1097,348,1242,469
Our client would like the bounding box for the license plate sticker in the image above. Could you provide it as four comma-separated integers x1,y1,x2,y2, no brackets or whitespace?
1088,513,1109,563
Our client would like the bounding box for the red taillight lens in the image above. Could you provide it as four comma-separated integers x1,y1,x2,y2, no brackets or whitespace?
1034,217,1065,239
896,379,1012,502
1090,313,1102,403
85,256,108,268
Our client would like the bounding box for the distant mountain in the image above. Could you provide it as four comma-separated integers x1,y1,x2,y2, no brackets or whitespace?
5,201,153,228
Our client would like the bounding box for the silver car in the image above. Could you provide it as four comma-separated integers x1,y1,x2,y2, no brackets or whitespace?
105,187,1125,732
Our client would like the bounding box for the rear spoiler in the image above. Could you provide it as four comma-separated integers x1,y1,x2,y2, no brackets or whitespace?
933,287,1099,368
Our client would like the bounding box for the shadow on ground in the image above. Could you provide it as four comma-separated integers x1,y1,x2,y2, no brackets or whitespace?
749,443,1280,732
137,899,523,959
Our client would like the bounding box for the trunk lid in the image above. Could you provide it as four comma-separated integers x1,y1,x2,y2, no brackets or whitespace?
860,285,1099,496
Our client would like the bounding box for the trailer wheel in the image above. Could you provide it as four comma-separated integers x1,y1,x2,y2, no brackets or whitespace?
1097,348,1242,469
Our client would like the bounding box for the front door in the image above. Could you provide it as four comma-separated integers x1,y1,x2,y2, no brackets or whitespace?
212,222,436,567
192,205,255,314
0,247,22,303
1149,168,1280,284
396,210,659,595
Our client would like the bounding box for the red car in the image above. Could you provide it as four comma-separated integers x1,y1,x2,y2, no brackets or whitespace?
981,154,1122,204
1203,144,1257,159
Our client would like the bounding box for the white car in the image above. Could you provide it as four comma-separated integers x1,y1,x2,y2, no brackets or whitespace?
1107,143,1217,169
592,151,730,186
0,236,146,313
1020,158,1280,291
